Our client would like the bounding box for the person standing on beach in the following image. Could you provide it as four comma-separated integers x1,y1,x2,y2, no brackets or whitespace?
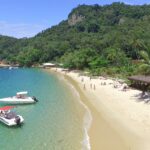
94,84,96,90
83,84,86,90
81,78,84,82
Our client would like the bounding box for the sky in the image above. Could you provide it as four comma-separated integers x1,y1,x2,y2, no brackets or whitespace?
0,0,150,38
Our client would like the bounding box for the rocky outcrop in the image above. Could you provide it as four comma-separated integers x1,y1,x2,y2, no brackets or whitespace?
68,14,85,26
119,18,125,25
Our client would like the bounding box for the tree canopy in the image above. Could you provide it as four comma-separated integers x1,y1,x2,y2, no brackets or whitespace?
1,2,150,76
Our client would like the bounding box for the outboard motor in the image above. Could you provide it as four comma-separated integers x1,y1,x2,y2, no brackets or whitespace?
32,96,38,102
15,116,21,125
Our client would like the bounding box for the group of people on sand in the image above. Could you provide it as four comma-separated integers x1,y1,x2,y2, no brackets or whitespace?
81,76,129,92
81,77,96,90
98,77,128,92
83,83,96,90
101,82,106,85
113,81,128,91
90,83,96,90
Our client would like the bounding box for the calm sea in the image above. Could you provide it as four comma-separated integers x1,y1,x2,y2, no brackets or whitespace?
0,68,90,150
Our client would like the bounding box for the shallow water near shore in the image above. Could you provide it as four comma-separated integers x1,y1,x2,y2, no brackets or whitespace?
0,68,87,150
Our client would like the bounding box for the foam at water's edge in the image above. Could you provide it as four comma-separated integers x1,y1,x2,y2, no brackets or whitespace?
59,75,92,150
68,82,92,150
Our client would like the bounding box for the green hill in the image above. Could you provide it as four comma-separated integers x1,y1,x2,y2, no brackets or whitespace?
1,2,150,75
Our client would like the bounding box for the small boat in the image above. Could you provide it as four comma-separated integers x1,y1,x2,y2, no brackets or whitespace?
0,91,38,104
9,66,12,70
9,66,19,70
0,106,24,126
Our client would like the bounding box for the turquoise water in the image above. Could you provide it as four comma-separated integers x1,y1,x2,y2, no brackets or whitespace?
0,68,86,150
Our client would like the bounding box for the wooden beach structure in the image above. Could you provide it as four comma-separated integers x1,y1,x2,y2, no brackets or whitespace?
42,63,56,68
128,75,150,93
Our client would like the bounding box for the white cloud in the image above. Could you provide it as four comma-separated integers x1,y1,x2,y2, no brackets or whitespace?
123,0,150,5
0,21,49,38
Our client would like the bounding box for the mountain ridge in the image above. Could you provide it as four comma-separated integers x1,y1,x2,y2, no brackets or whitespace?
1,2,150,75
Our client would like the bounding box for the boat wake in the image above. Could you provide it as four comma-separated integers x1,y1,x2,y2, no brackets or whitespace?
59,76,92,150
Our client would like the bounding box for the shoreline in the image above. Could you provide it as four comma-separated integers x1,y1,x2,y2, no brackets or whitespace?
63,76,92,150
64,75,129,150
46,68,150,150
45,69,93,149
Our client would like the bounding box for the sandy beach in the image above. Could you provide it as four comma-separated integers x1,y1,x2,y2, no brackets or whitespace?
47,67,150,150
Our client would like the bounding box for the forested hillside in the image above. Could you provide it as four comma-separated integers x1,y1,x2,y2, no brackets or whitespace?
1,2,150,76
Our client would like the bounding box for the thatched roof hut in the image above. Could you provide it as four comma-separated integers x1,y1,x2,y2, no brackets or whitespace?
128,75,150,84
42,63,56,68
128,75,150,92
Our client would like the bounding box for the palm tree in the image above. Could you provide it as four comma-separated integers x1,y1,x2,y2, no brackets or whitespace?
130,39,146,59
138,50,150,75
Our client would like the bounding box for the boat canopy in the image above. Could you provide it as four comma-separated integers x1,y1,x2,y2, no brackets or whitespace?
17,91,28,95
0,106,15,111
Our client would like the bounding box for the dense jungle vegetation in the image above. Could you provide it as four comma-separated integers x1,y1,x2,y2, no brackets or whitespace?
1,2,150,76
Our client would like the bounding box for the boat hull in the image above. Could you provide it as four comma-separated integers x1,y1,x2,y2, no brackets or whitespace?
0,97,35,104
0,115,24,126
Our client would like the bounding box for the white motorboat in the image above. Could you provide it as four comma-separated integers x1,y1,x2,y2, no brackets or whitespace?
0,91,38,104
0,106,24,126
9,66,19,70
